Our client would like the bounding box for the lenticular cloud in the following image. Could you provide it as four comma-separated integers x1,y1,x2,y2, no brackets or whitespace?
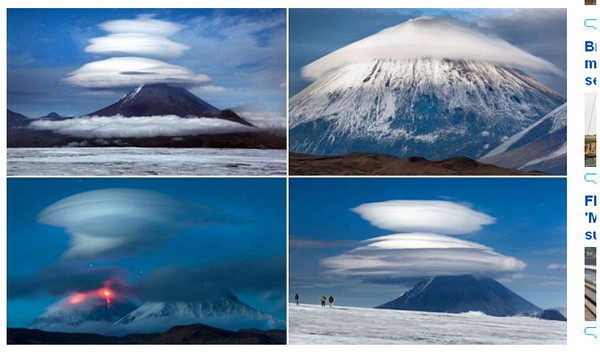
100,15,184,37
63,57,211,89
86,34,190,58
321,233,526,277
38,189,234,260
321,199,527,278
351,200,496,235
65,15,210,89
302,16,563,80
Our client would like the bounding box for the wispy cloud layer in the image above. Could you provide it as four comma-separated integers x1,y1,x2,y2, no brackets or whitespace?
351,200,496,235
29,115,255,138
136,257,286,302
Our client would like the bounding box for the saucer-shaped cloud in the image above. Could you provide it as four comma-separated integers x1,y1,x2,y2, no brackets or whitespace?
63,57,211,89
38,189,234,260
100,15,184,37
351,200,495,235
86,34,190,58
302,16,563,80
321,233,526,278
29,115,256,138
85,15,189,58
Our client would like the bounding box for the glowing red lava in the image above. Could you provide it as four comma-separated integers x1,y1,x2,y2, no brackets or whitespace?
98,287,115,308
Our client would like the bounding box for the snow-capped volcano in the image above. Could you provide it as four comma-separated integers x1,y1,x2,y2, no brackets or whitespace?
376,275,541,317
290,17,565,160
115,293,284,332
88,83,253,127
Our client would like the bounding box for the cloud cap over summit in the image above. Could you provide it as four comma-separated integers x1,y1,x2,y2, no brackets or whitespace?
302,16,563,80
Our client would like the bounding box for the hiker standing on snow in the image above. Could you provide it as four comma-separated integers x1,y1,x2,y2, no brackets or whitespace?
320,295,327,307
328,295,334,307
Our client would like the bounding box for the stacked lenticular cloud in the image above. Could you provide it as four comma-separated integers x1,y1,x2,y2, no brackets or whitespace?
322,200,526,278
64,15,211,89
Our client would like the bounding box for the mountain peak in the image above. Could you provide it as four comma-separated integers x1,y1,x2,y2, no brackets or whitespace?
87,83,254,127
140,83,171,89
376,274,541,317
40,112,62,120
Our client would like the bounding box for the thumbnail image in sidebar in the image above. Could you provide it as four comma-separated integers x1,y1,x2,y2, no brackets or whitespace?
585,247,596,321
585,93,596,167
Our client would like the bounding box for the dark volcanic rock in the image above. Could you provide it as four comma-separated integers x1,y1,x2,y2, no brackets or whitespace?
7,324,286,344
376,275,541,317
289,152,546,176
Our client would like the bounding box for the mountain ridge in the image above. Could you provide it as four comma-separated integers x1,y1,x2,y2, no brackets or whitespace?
479,103,567,174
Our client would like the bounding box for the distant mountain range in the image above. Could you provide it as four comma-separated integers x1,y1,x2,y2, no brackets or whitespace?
376,275,565,321
7,83,284,149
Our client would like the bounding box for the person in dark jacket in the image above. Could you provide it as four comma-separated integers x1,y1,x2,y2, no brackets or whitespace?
328,295,334,307
294,293,299,305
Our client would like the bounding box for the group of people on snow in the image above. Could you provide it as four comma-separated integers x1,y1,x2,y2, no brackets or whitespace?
293,293,334,307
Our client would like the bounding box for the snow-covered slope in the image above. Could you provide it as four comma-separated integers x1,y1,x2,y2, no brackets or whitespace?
115,294,284,332
289,304,565,344
32,297,137,332
480,103,566,174
290,58,564,159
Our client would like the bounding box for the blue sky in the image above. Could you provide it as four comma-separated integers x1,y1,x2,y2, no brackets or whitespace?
7,178,286,328
289,8,566,97
8,9,286,118
290,178,566,310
